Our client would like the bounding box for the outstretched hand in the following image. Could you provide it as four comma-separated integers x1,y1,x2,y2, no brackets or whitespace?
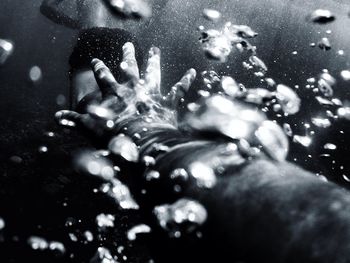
55,42,197,137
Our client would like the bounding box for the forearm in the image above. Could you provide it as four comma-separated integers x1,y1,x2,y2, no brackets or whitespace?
115,117,350,263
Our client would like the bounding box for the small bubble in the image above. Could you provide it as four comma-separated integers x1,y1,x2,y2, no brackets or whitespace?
38,146,48,153
127,224,151,241
203,9,222,22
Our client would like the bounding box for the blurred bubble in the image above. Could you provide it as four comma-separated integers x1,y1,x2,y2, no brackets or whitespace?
108,134,139,162
249,55,268,72
340,70,350,81
293,135,312,147
91,247,117,263
28,236,49,250
275,84,301,115
309,9,335,24
0,39,14,65
145,170,160,181
318,37,331,51
87,104,116,120
38,146,48,153
9,155,23,164
311,117,331,128
0,217,5,230
56,94,67,106
101,179,139,210
189,162,217,189
96,213,115,229
337,107,350,120
127,224,151,241
74,151,115,181
203,9,221,22
324,143,337,150
29,66,42,83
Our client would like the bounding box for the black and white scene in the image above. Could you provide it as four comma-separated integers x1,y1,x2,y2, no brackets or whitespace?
0,0,350,262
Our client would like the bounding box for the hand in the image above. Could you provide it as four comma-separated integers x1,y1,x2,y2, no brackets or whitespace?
55,42,197,138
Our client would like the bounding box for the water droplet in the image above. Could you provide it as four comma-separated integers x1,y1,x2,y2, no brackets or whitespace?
311,117,331,128
203,9,221,22
0,39,14,65
9,155,23,164
29,66,42,82
90,247,118,263
145,170,160,181
101,179,139,210
293,135,312,147
84,231,94,242
28,236,49,250
74,151,115,181
340,70,350,81
0,217,5,230
324,143,337,150
337,107,350,120
96,213,115,228
56,94,66,106
318,37,331,51
249,55,268,72
276,84,301,115
49,241,66,255
127,224,151,241
170,168,189,181
142,156,156,166
38,146,48,153
108,134,139,162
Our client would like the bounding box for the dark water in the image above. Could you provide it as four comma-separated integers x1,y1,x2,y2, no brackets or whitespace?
0,0,350,262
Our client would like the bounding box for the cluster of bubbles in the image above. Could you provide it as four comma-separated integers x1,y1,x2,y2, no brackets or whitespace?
153,199,207,238
199,21,257,62
28,236,66,255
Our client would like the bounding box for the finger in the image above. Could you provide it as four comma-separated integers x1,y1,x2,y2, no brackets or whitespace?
91,58,122,99
55,110,82,128
120,42,140,85
144,47,161,96
166,68,197,109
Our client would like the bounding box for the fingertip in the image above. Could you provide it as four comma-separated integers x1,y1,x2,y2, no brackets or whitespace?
123,42,134,50
188,68,197,77
91,59,106,73
91,58,100,65
149,46,161,56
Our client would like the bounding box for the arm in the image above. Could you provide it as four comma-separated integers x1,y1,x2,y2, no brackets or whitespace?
40,0,80,29
55,43,350,263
